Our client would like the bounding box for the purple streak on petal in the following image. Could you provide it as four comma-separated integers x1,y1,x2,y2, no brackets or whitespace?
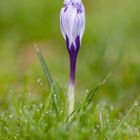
75,36,80,51
66,35,70,51
64,7,68,12
67,36,80,85
69,43,77,85
76,3,82,13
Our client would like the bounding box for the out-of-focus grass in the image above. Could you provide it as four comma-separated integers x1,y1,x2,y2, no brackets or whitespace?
0,0,140,139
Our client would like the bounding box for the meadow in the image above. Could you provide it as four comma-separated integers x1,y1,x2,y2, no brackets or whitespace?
0,0,140,139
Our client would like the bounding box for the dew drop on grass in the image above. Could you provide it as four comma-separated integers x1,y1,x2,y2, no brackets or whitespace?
1,112,5,117
28,92,32,96
16,132,19,137
9,114,14,119
45,112,49,115
92,127,98,133
117,119,120,123
36,109,40,112
4,127,9,133
39,103,43,108
23,105,27,109
9,89,14,95
107,119,110,123
85,89,89,93
53,94,57,101
54,94,57,100
134,101,138,106
37,78,43,86
110,106,114,111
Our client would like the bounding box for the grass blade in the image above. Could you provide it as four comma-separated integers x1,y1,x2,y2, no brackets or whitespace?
34,45,53,85
65,84,100,126
66,73,112,125
34,45,60,114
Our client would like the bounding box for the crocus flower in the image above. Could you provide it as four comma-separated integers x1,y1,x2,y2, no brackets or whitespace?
60,0,85,114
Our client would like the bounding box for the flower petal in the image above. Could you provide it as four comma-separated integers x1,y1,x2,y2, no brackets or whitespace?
60,0,85,49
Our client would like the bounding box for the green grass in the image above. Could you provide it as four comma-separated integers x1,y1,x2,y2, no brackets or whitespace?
0,0,140,139
0,48,140,140
0,84,139,139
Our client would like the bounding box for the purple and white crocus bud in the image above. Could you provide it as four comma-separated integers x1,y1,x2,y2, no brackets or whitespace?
60,0,85,114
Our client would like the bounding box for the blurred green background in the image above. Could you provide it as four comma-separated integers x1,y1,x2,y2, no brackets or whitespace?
0,0,140,106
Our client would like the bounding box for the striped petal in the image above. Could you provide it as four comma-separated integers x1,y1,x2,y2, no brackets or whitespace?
60,0,85,50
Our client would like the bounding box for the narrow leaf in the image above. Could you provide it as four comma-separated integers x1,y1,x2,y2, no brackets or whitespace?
34,45,60,114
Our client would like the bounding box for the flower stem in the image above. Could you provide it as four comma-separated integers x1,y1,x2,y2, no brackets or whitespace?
68,83,75,115
68,52,77,115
